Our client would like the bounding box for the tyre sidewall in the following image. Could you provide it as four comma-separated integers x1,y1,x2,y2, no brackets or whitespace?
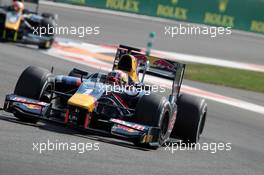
13,66,51,123
171,93,207,143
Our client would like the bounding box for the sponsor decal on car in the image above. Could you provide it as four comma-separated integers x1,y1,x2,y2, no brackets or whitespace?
168,110,177,132
116,124,137,133
152,59,176,72
12,96,48,109
23,104,42,110
110,118,146,131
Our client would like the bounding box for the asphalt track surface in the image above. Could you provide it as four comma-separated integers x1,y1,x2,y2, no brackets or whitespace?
0,2,264,175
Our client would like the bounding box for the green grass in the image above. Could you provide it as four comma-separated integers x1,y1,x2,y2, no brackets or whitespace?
184,64,264,93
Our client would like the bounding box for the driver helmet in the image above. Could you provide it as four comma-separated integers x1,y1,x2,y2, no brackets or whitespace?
13,1,24,13
106,70,128,85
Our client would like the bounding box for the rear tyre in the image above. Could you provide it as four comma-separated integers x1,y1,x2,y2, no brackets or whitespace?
13,66,51,123
134,94,171,149
38,19,54,50
171,93,207,144
41,13,57,20
38,39,53,50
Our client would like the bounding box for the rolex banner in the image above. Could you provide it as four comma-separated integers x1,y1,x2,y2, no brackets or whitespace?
54,0,264,34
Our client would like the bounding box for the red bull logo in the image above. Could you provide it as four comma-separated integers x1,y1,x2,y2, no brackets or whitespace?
153,59,176,71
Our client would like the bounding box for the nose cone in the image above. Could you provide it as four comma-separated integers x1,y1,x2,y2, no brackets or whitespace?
68,93,96,112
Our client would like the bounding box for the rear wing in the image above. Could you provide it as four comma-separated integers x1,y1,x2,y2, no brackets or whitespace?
113,45,186,97
148,56,185,97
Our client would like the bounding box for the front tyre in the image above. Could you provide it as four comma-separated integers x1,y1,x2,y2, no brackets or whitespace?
38,18,54,50
39,39,53,50
134,94,171,149
41,13,57,20
13,66,52,123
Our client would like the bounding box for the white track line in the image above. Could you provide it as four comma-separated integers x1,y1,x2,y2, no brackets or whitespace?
154,50,264,72
55,38,264,72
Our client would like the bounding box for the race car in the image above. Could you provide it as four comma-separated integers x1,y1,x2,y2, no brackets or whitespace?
1,45,207,148
0,0,56,49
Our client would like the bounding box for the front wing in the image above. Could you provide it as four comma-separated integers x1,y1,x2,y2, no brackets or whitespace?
3,94,160,146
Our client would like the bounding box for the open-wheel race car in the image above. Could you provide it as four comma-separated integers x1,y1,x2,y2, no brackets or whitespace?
1,45,207,149
0,0,56,49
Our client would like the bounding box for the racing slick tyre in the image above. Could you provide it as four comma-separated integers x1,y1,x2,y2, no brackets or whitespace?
38,19,54,50
39,39,53,50
13,66,52,123
134,94,171,149
171,93,207,144
41,13,57,20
